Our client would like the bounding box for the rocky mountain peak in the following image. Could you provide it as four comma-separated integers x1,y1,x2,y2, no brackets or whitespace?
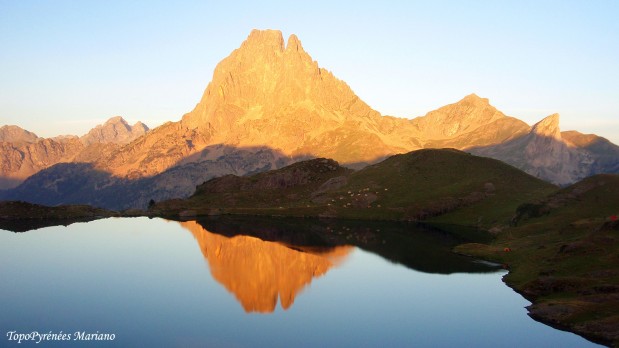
412,94,513,140
460,93,490,106
180,29,380,156
531,113,561,140
80,116,149,146
0,125,39,144
241,29,285,53
286,34,304,52
105,116,128,125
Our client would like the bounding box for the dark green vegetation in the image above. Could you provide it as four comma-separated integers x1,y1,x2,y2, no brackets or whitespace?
0,201,117,232
153,148,557,228
456,174,619,346
190,215,502,274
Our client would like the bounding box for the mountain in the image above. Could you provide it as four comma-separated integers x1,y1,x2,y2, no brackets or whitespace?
2,29,618,209
469,114,619,185
153,149,557,228
412,93,530,148
0,117,149,190
0,136,85,189
0,125,39,144
80,116,149,145
2,145,291,210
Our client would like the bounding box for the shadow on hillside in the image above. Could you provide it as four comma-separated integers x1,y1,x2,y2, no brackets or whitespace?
182,215,503,275
0,144,318,210
0,177,24,190
464,131,619,185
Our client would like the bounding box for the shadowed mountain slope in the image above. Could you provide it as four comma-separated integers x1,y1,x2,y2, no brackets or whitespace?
0,117,149,190
469,114,619,185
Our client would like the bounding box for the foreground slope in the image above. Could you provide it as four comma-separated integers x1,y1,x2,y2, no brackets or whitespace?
154,149,557,228
457,174,619,346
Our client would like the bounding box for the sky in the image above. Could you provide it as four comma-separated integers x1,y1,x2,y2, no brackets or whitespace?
1,1,618,144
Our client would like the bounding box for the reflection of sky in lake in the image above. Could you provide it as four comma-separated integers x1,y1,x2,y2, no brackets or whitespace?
0,217,601,347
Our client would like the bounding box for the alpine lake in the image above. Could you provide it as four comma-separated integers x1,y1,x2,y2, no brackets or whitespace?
0,216,602,347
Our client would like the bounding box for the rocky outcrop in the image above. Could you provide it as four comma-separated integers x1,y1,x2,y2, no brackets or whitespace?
0,116,149,189
0,137,85,189
80,116,149,145
0,125,39,144
469,114,600,185
413,94,529,147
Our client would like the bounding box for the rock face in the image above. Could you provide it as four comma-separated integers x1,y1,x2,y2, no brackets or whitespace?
413,94,530,148
180,220,351,313
180,29,412,165
0,125,39,144
0,116,149,189
80,116,149,145
0,137,85,189
468,114,619,185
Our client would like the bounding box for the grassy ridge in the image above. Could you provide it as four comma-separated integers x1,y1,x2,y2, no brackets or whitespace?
456,174,619,346
153,149,556,228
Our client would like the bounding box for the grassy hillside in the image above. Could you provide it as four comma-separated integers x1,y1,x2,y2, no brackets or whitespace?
152,158,353,216
321,148,556,225
456,174,619,346
153,149,557,228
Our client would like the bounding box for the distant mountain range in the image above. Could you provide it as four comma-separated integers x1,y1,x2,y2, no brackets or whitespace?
1,29,618,209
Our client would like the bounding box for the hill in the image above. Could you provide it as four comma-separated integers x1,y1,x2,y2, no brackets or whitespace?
456,174,619,346
153,149,557,228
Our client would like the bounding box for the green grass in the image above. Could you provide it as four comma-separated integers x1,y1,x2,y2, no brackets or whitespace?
154,149,557,229
455,174,619,346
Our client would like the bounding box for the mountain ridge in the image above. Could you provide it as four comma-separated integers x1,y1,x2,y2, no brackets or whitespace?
1,29,618,208
0,116,149,189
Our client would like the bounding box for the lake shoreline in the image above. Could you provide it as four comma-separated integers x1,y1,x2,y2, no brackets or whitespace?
2,202,615,346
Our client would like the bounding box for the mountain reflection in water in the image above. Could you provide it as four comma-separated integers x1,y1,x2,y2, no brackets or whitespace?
181,220,351,313
176,216,502,313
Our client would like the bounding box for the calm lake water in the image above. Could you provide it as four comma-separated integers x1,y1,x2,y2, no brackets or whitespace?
0,217,601,347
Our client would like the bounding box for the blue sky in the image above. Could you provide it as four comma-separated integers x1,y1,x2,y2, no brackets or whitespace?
1,1,618,144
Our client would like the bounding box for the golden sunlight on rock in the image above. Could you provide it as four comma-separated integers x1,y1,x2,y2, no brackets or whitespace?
179,221,352,313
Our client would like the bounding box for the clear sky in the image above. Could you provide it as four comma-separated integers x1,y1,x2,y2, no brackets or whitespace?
1,1,618,144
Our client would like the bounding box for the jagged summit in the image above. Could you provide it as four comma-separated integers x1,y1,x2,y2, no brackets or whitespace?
80,116,149,145
461,93,490,105
105,116,126,124
180,29,386,161
0,125,39,143
240,30,307,53
531,113,561,140
286,34,304,52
